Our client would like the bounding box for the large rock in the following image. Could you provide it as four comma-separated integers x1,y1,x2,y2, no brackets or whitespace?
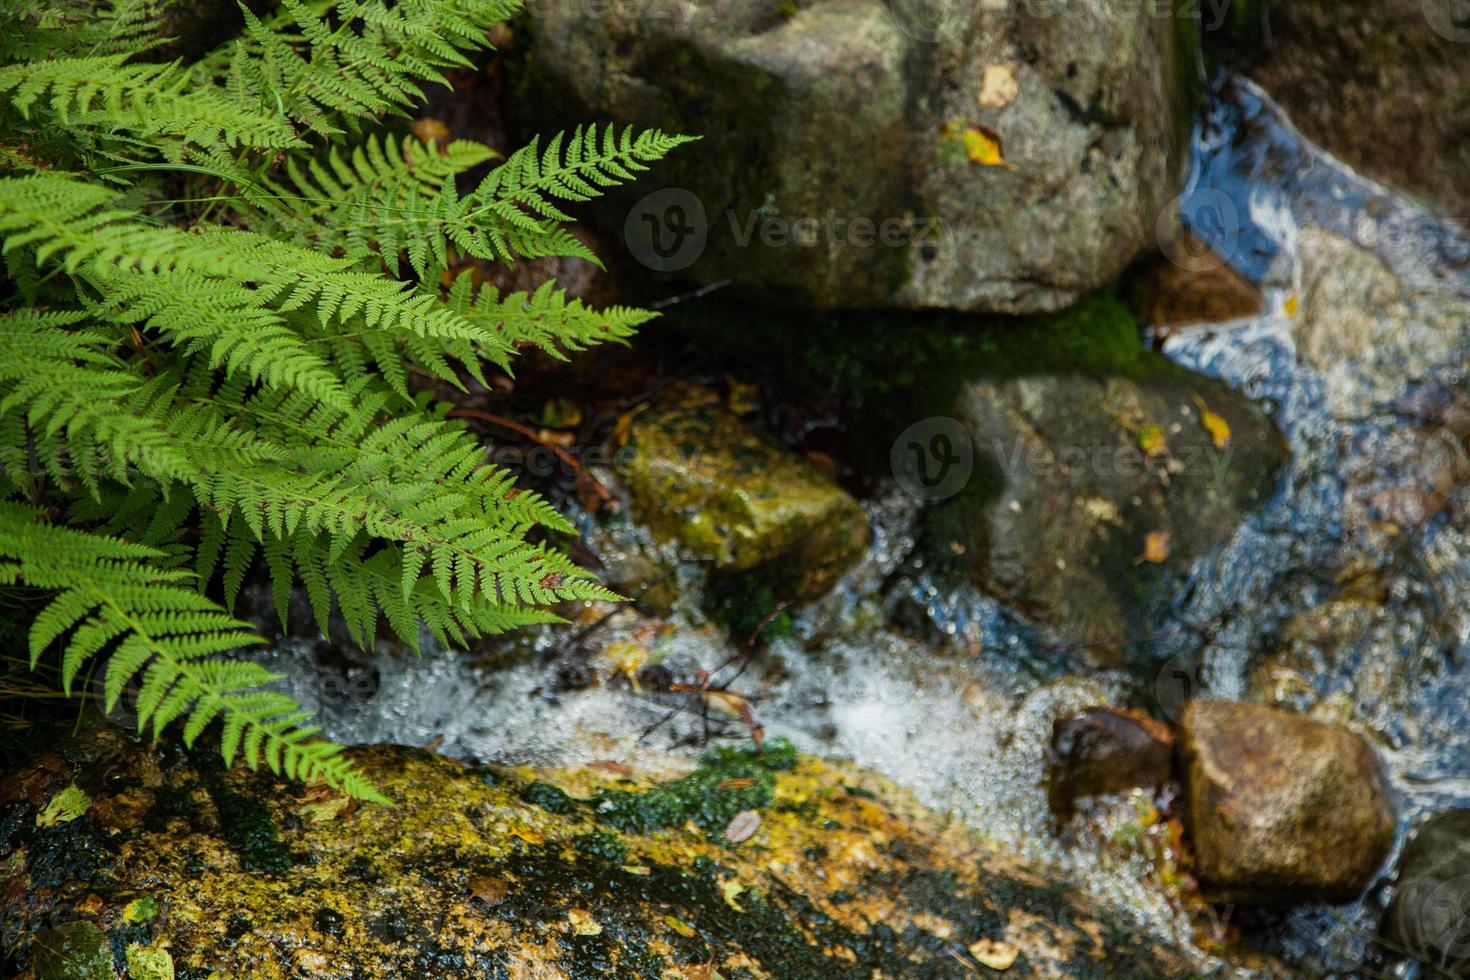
616,385,870,600
1177,700,1396,905
922,308,1287,656
1385,810,1470,978
523,0,1197,313
0,723,1203,977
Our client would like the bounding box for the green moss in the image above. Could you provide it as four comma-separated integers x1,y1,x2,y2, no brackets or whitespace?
521,780,577,814
595,739,796,836
210,786,291,872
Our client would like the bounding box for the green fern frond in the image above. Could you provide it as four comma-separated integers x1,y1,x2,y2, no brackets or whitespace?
0,502,385,802
0,0,693,803
0,55,303,158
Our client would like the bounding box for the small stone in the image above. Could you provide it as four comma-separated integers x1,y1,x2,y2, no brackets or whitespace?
1178,700,1395,904
724,809,761,844
1048,707,1174,824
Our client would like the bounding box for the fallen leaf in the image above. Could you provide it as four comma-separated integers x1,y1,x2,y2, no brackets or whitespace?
36,784,90,827
1191,395,1231,449
467,876,510,907
1136,423,1168,458
568,909,603,936
722,879,747,911
969,938,1019,970
665,915,698,938
724,809,761,845
977,64,1019,109
300,795,353,824
585,759,634,779
716,777,756,792
621,864,652,876
509,825,544,845
943,122,1017,169
122,895,158,924
1139,530,1171,564
1283,292,1299,317
605,640,648,692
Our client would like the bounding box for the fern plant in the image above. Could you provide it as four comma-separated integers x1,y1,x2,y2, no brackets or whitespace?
0,0,692,801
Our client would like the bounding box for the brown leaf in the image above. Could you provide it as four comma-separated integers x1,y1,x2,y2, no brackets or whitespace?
585,759,634,779
467,876,509,907
1139,530,1171,564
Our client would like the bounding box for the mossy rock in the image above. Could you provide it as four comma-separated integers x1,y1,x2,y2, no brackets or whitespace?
616,384,870,601
521,0,1198,314
2,723,1201,978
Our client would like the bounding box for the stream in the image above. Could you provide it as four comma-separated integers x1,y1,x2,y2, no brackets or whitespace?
246,75,1470,977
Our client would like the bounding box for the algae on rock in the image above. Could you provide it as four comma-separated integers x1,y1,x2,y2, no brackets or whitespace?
2,722,1203,978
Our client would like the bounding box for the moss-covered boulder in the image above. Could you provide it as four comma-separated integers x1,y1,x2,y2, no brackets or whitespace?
616,385,870,600
0,724,1204,978
522,0,1196,314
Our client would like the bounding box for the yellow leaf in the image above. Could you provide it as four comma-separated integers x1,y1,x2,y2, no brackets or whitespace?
969,938,1018,970
1283,292,1299,317
1191,395,1231,449
621,864,652,876
605,640,648,693
1136,423,1167,458
722,879,747,911
409,117,451,146
568,909,603,936
665,915,698,938
977,65,1019,109
1139,530,1171,564
942,122,1016,169
37,784,90,827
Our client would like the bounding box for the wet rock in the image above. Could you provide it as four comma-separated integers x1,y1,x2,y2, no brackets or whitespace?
1134,234,1265,330
1385,810,1470,978
1211,0,1470,220
3,723,1204,977
1177,700,1395,904
1049,707,1175,824
616,385,870,600
1295,227,1469,419
926,314,1287,657
523,0,1196,314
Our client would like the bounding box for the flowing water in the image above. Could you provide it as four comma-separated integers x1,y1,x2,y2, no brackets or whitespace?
248,75,1470,977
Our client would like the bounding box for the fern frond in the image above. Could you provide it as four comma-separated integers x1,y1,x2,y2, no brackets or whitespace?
0,501,385,802
200,0,520,136
0,55,303,158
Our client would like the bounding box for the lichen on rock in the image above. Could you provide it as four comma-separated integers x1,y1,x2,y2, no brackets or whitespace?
2,722,1202,978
